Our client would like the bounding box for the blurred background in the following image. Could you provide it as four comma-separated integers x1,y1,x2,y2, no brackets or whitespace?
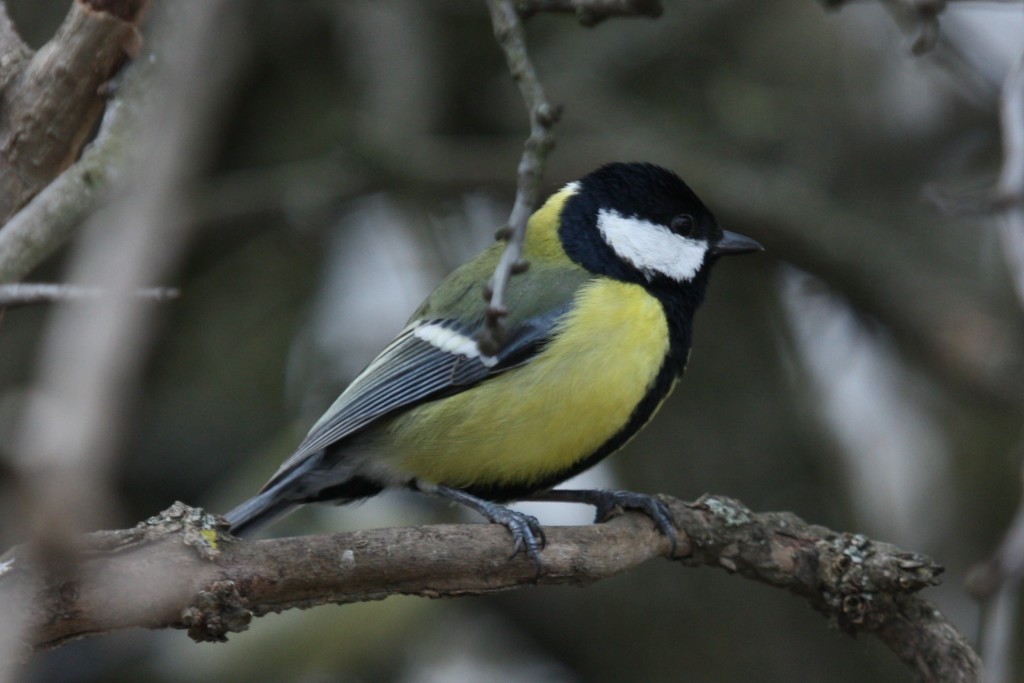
2,0,1024,681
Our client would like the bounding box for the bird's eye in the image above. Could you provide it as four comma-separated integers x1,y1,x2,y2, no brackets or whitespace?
670,214,694,236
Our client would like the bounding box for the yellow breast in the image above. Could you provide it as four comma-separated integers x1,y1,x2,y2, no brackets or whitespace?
382,279,671,488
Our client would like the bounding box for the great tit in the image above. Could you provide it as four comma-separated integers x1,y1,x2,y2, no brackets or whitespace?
225,162,761,564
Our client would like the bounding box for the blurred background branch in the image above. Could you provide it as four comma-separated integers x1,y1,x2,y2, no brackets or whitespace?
0,0,147,223
996,48,1024,309
969,41,1024,683
0,2,30,85
0,284,178,308
0,97,132,284
0,1,241,681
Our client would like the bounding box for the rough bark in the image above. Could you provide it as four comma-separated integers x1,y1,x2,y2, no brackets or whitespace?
0,496,979,682
0,0,147,223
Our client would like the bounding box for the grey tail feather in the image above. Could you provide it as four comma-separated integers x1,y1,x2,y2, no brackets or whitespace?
225,452,325,537
224,489,298,537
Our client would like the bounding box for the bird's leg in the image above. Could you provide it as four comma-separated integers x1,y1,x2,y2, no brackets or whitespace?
530,488,678,554
425,484,546,570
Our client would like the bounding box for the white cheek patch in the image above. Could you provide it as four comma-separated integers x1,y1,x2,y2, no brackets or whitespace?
596,208,708,282
413,322,498,366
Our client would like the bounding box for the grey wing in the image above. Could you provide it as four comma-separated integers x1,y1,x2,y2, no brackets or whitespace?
259,308,567,493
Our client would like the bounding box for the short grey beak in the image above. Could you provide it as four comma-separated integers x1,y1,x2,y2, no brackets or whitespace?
712,230,763,256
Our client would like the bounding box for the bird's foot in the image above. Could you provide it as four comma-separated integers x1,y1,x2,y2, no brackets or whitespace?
428,484,546,571
477,503,546,569
531,488,678,555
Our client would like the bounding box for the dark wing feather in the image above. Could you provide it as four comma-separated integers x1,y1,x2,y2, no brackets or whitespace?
259,307,569,493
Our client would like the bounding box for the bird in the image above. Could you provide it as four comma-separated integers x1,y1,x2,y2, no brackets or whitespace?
224,162,762,566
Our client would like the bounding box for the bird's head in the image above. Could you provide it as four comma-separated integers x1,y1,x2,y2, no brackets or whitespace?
553,162,761,289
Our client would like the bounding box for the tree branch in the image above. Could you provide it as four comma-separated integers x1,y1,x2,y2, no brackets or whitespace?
0,496,978,681
0,97,132,284
0,0,148,223
0,1,30,88
478,0,562,355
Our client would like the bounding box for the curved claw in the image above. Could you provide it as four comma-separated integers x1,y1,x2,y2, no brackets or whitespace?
488,506,546,569
604,492,678,556
533,488,678,556
428,484,547,571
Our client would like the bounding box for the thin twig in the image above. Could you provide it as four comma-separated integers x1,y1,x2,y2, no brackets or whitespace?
0,283,178,309
516,0,663,26
0,496,979,681
479,0,562,355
